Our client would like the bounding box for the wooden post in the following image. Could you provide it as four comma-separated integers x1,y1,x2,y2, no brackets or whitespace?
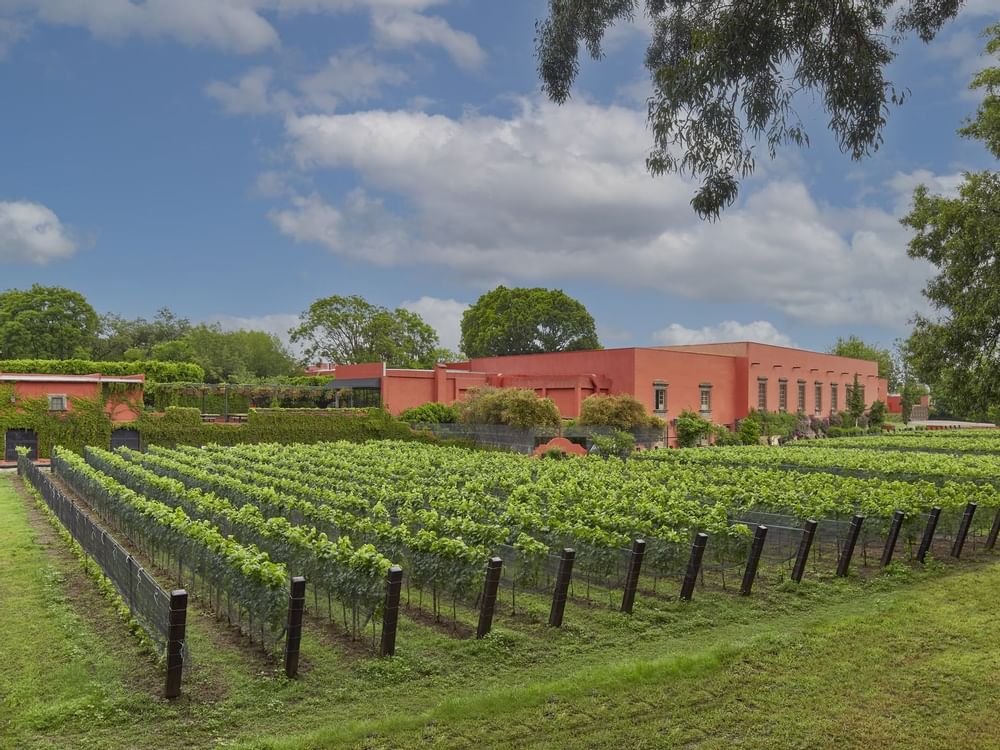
740,525,768,596
917,507,942,563
284,577,306,678
951,502,977,559
548,548,575,628
476,557,503,639
880,510,905,568
791,519,818,583
836,515,865,577
164,589,187,699
680,533,708,601
986,506,1000,551
620,538,647,614
379,566,403,657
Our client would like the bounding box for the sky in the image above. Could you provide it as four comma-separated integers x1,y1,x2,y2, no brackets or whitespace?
0,1,997,358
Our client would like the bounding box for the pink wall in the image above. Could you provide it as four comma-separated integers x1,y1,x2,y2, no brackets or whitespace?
10,380,143,423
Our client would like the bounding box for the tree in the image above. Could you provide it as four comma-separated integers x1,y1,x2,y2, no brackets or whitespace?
460,286,600,358
829,336,898,390
0,284,99,359
93,308,191,360
902,24,1000,421
290,295,440,369
900,380,925,424
847,374,866,426
151,324,298,383
536,0,966,218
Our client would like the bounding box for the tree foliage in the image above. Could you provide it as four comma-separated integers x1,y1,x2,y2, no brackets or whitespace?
829,335,898,390
458,387,563,429
93,308,192,361
578,393,664,430
460,286,600,358
536,0,966,218
291,295,440,369
0,285,99,359
847,374,866,426
151,324,298,383
903,25,1000,421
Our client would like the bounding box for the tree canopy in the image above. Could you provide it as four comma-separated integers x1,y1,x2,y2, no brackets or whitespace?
0,285,99,359
151,324,298,383
290,295,440,369
828,335,898,390
93,308,192,361
460,286,601,358
903,24,1000,421
536,0,966,218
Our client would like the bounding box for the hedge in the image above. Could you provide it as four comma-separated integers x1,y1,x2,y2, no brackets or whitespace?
0,359,205,383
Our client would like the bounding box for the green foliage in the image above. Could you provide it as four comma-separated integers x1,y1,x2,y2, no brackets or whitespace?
737,415,762,445
0,358,204,382
399,402,461,424
745,409,797,440
150,324,299,383
903,27,1000,421
869,400,887,426
93,308,191,361
712,424,743,446
900,380,926,424
829,335,898,390
590,429,635,459
0,384,119,457
0,285,100,359
847,374,866,426
578,394,665,430
675,410,712,448
290,295,440,368
147,381,344,412
458,387,562,429
460,286,600,358
537,1,962,218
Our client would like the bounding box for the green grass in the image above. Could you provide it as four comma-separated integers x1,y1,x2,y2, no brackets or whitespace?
3,470,1000,749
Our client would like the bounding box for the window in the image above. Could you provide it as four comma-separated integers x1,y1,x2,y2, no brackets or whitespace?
699,384,712,414
757,378,767,411
830,383,838,413
653,382,667,413
48,394,67,412
778,380,788,412
797,380,806,413
814,383,822,416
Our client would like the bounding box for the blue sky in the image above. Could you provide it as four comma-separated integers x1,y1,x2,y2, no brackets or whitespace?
0,1,997,357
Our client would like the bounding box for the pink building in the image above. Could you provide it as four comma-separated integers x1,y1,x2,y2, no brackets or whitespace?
1,372,145,422
308,343,887,435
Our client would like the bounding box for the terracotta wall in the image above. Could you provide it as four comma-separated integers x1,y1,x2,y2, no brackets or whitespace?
11,381,143,423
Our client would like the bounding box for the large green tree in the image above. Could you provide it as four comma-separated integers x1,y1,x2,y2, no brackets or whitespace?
903,24,1000,421
93,307,192,361
0,284,99,359
460,286,600,358
151,324,298,383
290,295,440,369
536,0,966,218
829,335,898,390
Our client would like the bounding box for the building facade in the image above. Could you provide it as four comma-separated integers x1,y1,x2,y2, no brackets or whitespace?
309,343,887,434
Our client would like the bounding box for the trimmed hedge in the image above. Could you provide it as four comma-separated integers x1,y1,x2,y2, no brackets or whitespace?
0,359,204,383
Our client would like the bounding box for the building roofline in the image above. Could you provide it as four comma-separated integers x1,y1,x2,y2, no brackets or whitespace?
658,340,882,367
0,373,146,384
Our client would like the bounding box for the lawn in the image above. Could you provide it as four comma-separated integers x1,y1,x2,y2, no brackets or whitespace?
2,469,999,749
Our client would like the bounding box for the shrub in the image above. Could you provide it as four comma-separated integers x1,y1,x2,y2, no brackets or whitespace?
0,358,204,383
675,409,713,448
737,414,762,445
869,400,887,425
711,424,743,446
578,394,665,430
458,387,562,429
399,402,460,424
590,429,635,459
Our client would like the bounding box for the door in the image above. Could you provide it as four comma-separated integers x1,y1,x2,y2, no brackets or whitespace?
5,429,38,461
110,428,141,451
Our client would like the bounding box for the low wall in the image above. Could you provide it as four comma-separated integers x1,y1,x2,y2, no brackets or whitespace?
411,423,667,454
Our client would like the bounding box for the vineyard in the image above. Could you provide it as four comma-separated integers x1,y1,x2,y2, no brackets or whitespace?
7,428,1000,747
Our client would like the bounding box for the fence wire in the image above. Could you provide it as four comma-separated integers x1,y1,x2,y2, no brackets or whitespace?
19,458,181,659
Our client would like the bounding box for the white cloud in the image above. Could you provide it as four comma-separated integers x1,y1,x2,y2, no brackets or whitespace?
274,98,938,330
298,48,407,108
653,321,794,347
372,9,484,69
885,169,964,212
400,296,466,351
0,200,76,264
205,66,294,115
0,18,26,59
3,1,466,56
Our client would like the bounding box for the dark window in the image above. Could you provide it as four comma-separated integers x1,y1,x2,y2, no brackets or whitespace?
654,383,667,413
700,385,712,413
757,378,767,411
778,381,788,413
831,383,839,413
797,381,806,412
814,383,823,415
